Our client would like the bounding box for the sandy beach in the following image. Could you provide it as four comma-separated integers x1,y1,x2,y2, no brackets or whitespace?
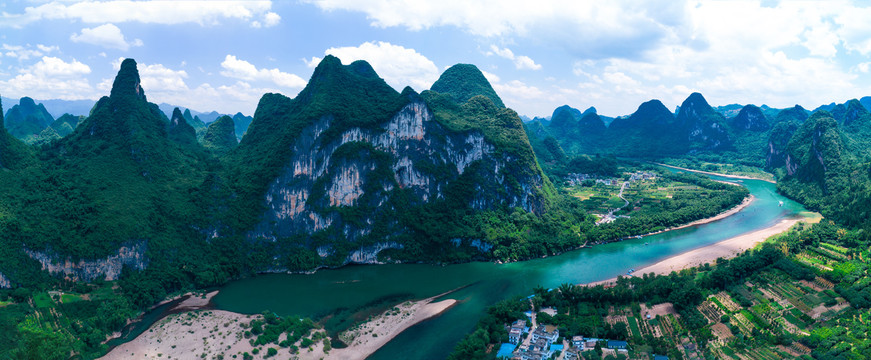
656,163,776,183
100,309,263,360
584,214,819,287
326,297,457,360
641,194,755,238
101,292,457,360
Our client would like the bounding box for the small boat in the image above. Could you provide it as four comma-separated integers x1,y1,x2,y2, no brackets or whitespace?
779,201,784,207
644,242,649,245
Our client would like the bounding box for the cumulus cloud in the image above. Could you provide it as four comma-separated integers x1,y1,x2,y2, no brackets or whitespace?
0,56,95,100
71,24,143,51
2,43,58,61
105,58,281,115
480,70,500,84
2,0,277,28
317,41,439,91
487,45,541,70
306,0,693,60
220,55,306,89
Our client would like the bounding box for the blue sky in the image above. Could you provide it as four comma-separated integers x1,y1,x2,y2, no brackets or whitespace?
2,0,871,118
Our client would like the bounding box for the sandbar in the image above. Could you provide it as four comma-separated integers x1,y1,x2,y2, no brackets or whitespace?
584,214,819,287
325,297,457,360
641,194,755,237
100,292,456,360
656,163,776,183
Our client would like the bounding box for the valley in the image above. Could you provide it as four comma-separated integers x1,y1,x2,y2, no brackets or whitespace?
0,55,859,360
1,27,870,360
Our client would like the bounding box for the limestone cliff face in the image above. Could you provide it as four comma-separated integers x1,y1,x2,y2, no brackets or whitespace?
0,272,10,289
677,93,732,151
25,241,148,282
249,99,545,258
766,121,799,171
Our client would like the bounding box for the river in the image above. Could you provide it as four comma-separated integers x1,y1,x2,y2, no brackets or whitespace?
212,173,806,359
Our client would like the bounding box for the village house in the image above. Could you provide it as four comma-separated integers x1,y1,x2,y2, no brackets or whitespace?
571,335,584,349
508,319,527,344
563,348,580,360
584,338,600,349
532,338,549,352
530,325,559,345
509,328,523,344
607,340,628,350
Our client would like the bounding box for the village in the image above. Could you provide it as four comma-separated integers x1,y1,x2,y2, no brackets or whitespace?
564,171,657,225
496,304,643,360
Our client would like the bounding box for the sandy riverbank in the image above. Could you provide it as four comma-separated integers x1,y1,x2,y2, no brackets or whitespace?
101,309,263,360
326,297,457,360
101,291,456,360
584,214,819,287
641,194,755,238
656,163,776,183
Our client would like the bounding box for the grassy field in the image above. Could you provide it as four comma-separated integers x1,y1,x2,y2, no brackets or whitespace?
60,293,85,304
564,170,709,216
32,293,53,309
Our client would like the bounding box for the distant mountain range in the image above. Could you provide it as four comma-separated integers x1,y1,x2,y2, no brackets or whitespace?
531,92,871,232
1,96,253,143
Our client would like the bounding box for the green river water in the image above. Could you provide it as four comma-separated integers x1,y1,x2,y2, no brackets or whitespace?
213,173,808,359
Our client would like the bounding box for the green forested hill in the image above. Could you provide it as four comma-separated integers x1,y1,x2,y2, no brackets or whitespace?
430,63,505,107
24,59,211,258
0,97,33,170
202,115,237,155
3,97,54,141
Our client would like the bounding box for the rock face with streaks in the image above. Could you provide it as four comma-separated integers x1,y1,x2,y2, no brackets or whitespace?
24,241,148,282
0,272,10,289
676,92,732,151
250,98,544,240
232,56,550,265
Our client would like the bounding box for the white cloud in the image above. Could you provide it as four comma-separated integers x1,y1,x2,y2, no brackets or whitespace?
70,23,142,51
1,43,57,61
220,55,306,89
487,45,541,70
36,44,58,53
2,1,276,28
492,79,544,100
481,70,500,84
0,56,95,100
141,63,188,91
307,0,693,60
105,58,280,115
321,41,439,91
303,56,322,68
158,81,279,115
32,56,91,77
263,12,281,27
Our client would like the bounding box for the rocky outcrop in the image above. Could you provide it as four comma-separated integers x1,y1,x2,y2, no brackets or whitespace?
25,241,148,282
347,242,403,264
731,105,770,132
251,99,542,249
766,121,798,170
677,93,732,151
0,272,10,288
